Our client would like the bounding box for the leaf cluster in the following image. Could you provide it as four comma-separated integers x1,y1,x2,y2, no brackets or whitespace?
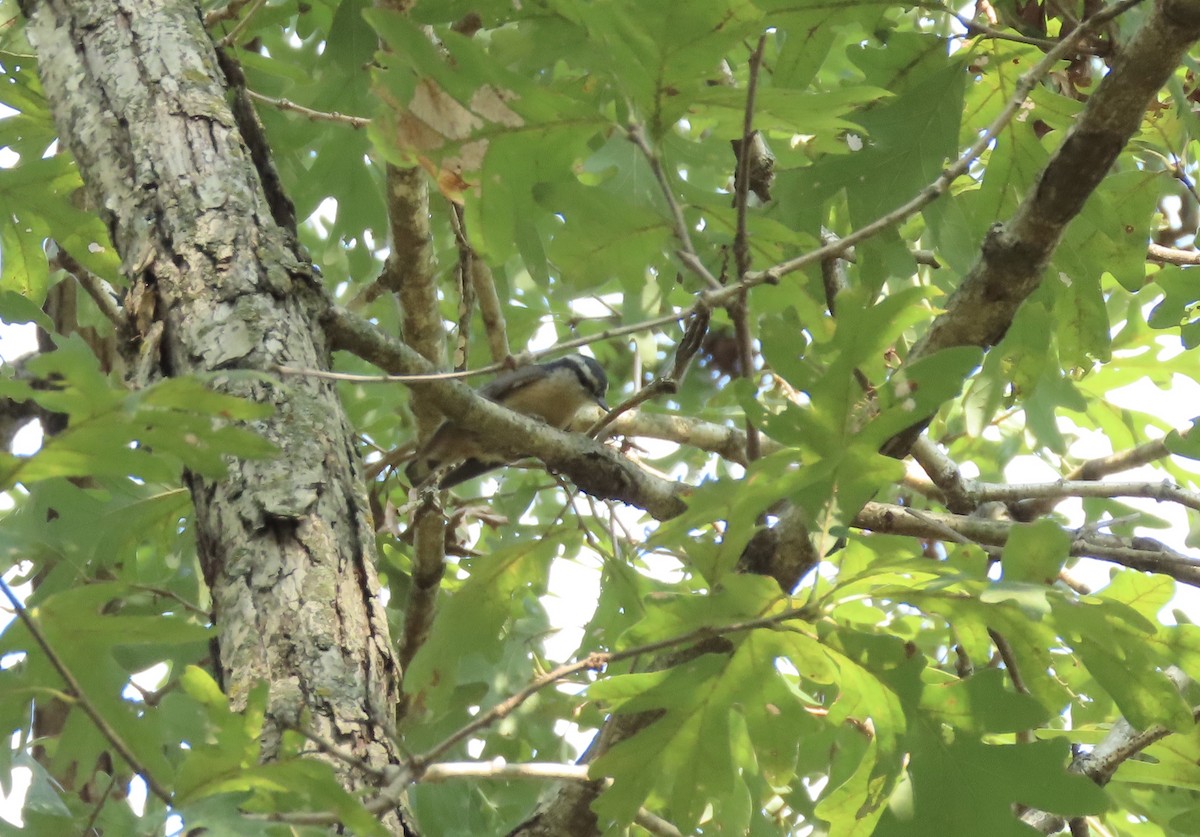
2,0,1200,835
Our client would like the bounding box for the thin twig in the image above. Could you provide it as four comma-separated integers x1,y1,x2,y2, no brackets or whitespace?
979,478,1200,512
449,204,475,369
1148,242,1200,265
446,203,510,363
588,310,709,438
128,582,209,617
731,36,766,463
588,378,675,438
280,721,391,780
1022,672,1198,833
402,654,611,786
932,3,1066,49
80,772,119,836
726,0,1144,293
204,0,256,27
264,602,818,826
903,506,1000,558
294,307,690,384
626,124,722,290
243,90,371,128
0,578,173,806
862,501,1200,585
1010,435,1172,520
987,627,1035,742
217,0,267,48
987,629,1031,698
275,365,484,384
732,35,767,282
60,255,124,330
470,260,510,363
263,760,684,835
413,605,811,768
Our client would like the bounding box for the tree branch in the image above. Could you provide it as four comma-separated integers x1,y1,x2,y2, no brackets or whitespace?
723,0,1146,301
730,35,767,462
322,306,688,520
979,478,1200,512
1011,435,1175,521
244,89,370,128
396,495,447,678
882,0,1200,458
1023,669,1197,833
855,501,1200,585
1148,241,1200,265
381,165,447,438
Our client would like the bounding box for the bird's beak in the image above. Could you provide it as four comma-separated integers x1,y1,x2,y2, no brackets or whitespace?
595,397,610,412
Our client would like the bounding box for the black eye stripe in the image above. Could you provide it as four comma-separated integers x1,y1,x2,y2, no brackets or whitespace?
570,365,595,392
571,358,606,396
542,356,607,397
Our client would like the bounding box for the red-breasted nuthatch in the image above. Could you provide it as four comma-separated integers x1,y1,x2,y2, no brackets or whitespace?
406,354,610,488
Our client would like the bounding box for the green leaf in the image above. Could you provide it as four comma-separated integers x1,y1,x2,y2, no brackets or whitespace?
1052,597,1193,731
1001,519,1070,584
875,734,1106,836
402,534,563,715
919,668,1049,734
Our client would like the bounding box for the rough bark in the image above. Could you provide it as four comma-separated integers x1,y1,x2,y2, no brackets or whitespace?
20,0,408,831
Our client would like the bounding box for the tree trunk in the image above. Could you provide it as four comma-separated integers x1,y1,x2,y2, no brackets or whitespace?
19,0,409,831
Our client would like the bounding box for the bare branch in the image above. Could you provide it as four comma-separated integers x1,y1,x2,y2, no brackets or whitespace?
276,365,485,384
469,259,510,363
589,377,676,439
1023,669,1197,833
1148,242,1200,265
723,0,1147,304
267,759,685,836
397,496,447,676
910,437,978,513
930,3,1085,50
732,35,767,281
728,37,768,462
382,165,447,437
987,627,1036,743
856,501,1200,585
602,409,778,465
280,720,392,780
330,304,687,382
589,310,709,438
244,89,370,128
216,0,266,48
54,250,125,331
1011,436,1174,521
979,478,1200,512
204,0,256,27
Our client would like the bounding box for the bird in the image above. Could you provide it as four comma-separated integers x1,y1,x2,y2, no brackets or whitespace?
405,354,610,489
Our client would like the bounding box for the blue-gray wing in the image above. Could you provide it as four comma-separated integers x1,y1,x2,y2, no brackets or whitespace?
475,364,545,401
